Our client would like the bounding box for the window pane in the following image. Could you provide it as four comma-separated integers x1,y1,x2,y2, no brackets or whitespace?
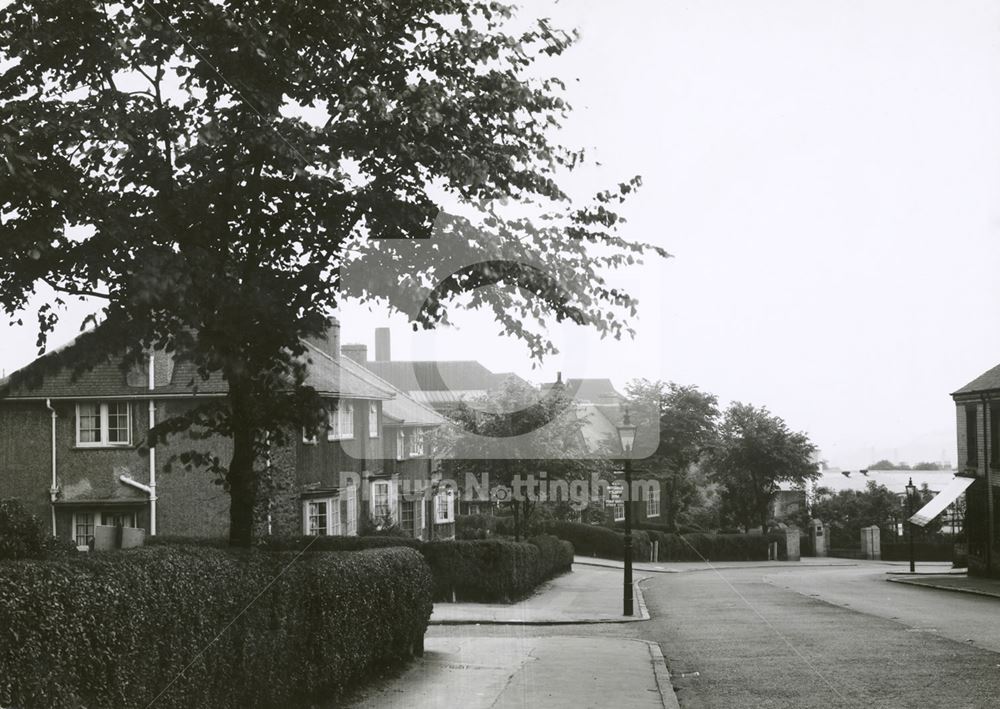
75,513,95,547
78,403,101,443
340,402,354,438
307,501,327,535
373,483,389,518
107,402,130,443
369,402,378,437
328,405,340,439
401,500,415,534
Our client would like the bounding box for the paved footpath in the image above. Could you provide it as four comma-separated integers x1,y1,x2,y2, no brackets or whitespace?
342,563,678,709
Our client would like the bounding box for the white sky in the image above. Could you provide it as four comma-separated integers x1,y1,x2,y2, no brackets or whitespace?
4,0,1000,469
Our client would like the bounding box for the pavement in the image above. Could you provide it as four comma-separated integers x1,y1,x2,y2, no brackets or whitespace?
344,636,676,709
574,555,861,574
429,563,650,624
887,568,1000,598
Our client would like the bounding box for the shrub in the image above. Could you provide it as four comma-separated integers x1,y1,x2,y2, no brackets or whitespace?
0,499,70,560
421,534,573,602
539,521,651,561
881,542,955,562
145,534,422,552
0,546,432,709
456,514,497,540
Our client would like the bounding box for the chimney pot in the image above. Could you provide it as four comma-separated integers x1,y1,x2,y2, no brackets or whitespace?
374,327,391,362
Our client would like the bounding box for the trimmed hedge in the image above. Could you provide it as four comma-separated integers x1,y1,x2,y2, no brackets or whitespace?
422,534,573,602
538,521,651,561
456,513,497,539
147,533,569,603
0,499,77,560
0,546,432,708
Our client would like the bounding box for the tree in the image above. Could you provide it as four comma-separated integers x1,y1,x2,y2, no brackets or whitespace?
912,461,946,471
0,2,666,545
710,403,818,533
625,380,719,531
868,459,897,470
432,377,596,540
811,481,902,548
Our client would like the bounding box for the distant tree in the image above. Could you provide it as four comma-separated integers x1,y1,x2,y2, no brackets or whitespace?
811,481,902,547
433,377,596,540
912,461,946,471
868,459,897,470
625,380,719,531
710,403,818,533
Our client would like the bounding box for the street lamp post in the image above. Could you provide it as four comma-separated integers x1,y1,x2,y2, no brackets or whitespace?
617,409,637,617
905,477,916,573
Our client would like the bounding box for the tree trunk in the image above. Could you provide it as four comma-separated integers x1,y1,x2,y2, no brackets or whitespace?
227,415,258,548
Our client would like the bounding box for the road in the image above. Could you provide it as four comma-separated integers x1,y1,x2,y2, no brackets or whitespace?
641,563,1000,708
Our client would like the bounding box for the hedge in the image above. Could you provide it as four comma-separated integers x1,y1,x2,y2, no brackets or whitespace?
456,513,497,539
147,533,569,603
880,542,955,562
0,499,77,560
421,534,573,602
538,521,651,561
0,546,432,708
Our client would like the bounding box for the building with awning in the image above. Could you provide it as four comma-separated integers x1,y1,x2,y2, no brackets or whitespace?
909,475,976,527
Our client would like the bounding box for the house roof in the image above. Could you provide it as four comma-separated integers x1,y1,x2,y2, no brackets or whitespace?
952,362,1000,397
335,355,445,427
363,360,527,396
0,333,393,401
540,378,626,405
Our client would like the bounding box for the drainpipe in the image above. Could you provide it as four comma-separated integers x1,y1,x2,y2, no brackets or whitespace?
45,398,57,536
983,394,993,576
147,353,157,536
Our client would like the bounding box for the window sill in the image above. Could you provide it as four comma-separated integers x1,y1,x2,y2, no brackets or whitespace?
327,436,355,442
73,444,134,451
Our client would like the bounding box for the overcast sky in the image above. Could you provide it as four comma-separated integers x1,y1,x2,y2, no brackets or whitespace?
4,1,1000,469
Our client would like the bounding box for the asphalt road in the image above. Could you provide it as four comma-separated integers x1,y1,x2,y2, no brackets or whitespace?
640,564,1000,708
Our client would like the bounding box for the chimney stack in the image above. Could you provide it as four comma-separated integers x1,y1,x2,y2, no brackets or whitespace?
374,327,391,362
341,343,368,363
305,317,341,361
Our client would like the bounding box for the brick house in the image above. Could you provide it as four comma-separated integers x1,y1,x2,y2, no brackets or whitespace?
951,362,1000,577
0,321,454,547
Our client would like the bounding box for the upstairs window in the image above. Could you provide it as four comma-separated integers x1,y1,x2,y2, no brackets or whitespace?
368,402,379,438
76,402,131,447
967,404,979,467
328,401,355,441
409,428,425,457
396,430,406,461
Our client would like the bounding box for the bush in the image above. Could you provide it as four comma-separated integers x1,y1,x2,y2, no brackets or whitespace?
538,521,651,561
145,534,422,552
456,514,497,540
0,499,76,560
881,542,955,562
422,534,573,602
0,546,432,708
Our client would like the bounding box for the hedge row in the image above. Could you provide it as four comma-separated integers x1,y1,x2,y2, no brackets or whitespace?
539,521,651,561
456,513,497,539
422,534,573,602
0,546,432,709
879,542,956,562
149,533,572,603
541,521,789,562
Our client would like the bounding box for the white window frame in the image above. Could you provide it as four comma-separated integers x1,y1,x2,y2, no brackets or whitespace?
302,427,317,445
646,488,661,518
613,501,625,522
408,428,425,457
75,402,132,447
328,401,355,441
396,429,406,461
371,480,394,521
303,497,339,536
344,483,358,536
435,489,455,524
368,402,379,438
